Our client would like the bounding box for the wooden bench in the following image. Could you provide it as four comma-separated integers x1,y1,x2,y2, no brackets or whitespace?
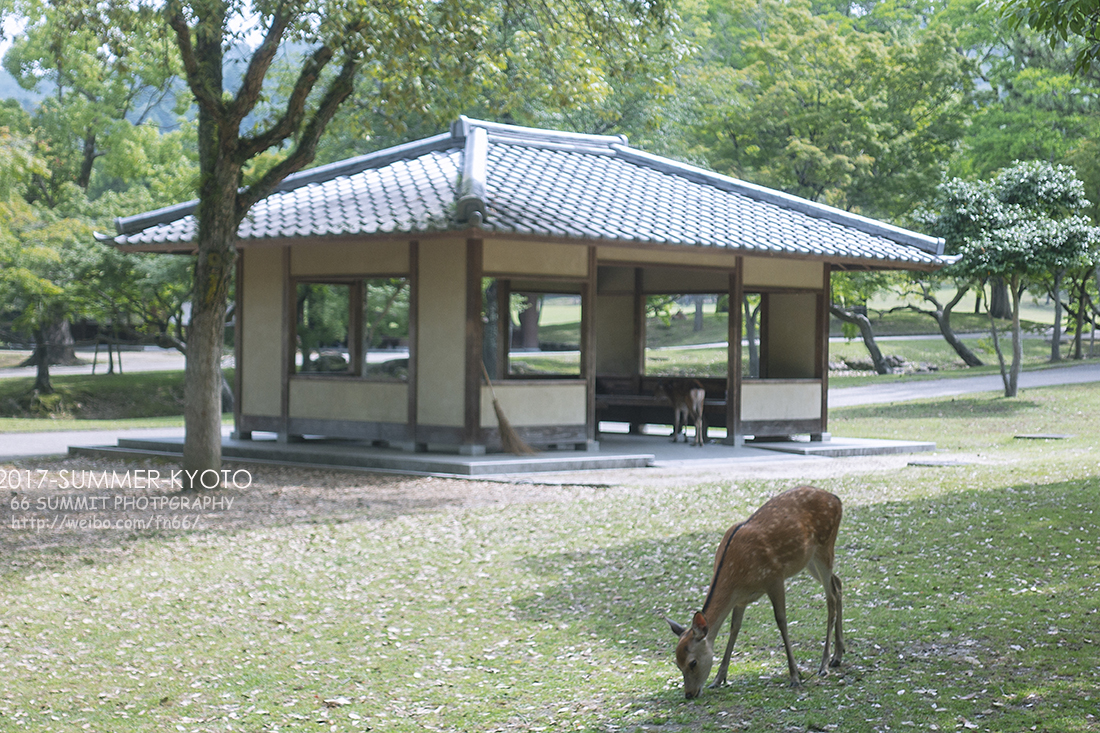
595,376,728,430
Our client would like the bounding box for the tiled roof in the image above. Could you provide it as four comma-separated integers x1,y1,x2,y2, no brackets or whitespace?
105,117,949,269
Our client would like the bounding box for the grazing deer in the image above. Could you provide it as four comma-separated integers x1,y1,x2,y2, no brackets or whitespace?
666,486,844,698
655,380,706,446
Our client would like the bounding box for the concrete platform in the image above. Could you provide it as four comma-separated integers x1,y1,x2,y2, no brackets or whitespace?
67,431,935,477
746,436,936,457
70,435,655,477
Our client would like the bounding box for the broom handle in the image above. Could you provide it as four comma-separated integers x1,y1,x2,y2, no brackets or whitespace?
479,360,498,400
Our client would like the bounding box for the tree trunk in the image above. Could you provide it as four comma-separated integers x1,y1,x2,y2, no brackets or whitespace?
742,295,759,378
693,295,704,332
913,283,983,367
517,294,541,349
1051,269,1063,362
1007,276,1023,397
20,320,80,367
989,276,1012,320
1073,277,1086,360
829,304,888,374
33,328,52,394
987,301,1010,396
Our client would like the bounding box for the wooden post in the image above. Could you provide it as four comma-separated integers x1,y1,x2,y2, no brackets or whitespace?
726,261,744,446
462,238,485,454
581,246,598,449
814,265,832,442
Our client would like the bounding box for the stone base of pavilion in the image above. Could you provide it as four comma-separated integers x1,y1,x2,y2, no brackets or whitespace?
70,426,934,478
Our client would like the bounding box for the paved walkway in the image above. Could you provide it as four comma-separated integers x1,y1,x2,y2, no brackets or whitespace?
1,360,1098,462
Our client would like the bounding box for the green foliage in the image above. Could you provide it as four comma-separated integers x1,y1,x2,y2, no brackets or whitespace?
930,161,1099,283
315,0,683,161
1001,0,1100,74
684,0,972,220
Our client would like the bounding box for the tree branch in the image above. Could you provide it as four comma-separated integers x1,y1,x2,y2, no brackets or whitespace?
229,6,293,128
236,40,336,163
235,54,361,217
165,4,224,123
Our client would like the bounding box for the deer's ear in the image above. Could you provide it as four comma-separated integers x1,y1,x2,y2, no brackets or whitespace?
666,617,686,637
691,611,708,640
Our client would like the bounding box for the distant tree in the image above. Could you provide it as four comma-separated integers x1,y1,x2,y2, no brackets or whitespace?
927,161,1099,396
830,271,896,375
692,0,972,221
1001,0,1100,74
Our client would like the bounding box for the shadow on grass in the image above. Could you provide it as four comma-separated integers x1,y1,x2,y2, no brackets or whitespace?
835,395,1037,421
510,477,1100,727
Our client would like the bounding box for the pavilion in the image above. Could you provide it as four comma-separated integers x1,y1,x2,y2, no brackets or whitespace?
106,117,951,455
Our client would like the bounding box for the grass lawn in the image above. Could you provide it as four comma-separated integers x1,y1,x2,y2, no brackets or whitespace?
1,383,1098,731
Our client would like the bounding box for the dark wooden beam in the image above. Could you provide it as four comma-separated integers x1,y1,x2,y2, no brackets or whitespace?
464,238,484,450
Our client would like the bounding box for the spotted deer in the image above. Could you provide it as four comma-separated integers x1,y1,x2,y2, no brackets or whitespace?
666,486,844,698
655,380,706,446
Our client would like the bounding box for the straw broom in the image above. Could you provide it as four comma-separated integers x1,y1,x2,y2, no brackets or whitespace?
480,361,538,455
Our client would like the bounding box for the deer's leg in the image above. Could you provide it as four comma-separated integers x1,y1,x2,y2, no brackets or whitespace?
830,573,844,667
710,606,745,688
808,556,844,675
767,582,801,688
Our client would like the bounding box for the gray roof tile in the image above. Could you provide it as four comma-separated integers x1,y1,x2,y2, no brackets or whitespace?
105,117,949,268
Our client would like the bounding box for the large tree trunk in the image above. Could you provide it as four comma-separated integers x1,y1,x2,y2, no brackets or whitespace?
516,294,541,349
20,320,80,367
830,304,888,374
988,276,1012,320
182,22,238,491
32,328,52,394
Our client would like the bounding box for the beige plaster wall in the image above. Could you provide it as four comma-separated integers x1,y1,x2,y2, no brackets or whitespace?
417,239,468,427
595,294,636,376
742,381,821,421
289,379,407,422
290,241,409,276
743,257,824,289
765,291,818,378
484,240,588,278
597,245,740,269
480,382,586,428
240,247,284,416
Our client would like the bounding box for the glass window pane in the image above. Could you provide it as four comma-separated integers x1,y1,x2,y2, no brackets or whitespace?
507,293,581,377
295,283,351,373
644,294,728,378
362,278,409,381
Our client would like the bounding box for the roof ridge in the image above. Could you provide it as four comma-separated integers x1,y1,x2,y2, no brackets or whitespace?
453,115,628,149
114,132,457,236
609,145,945,256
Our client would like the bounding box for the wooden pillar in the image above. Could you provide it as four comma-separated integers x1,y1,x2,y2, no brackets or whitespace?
231,248,249,440
406,240,420,447
813,265,832,441
630,266,645,434
581,246,598,449
726,259,744,446
278,245,298,443
462,238,485,454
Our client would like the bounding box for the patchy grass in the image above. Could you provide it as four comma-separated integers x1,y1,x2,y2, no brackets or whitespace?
0,371,235,423
0,371,186,420
0,415,189,433
1,384,1098,731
